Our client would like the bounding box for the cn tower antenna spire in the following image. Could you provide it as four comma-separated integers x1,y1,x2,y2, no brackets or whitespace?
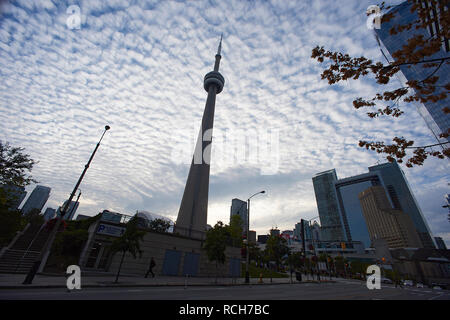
213,34,223,72
217,33,223,56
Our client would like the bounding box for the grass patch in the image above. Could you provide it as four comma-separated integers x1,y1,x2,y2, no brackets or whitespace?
242,263,289,278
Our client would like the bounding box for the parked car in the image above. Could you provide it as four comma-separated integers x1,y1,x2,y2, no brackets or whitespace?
403,280,414,286
432,285,443,290
381,277,393,284
416,283,424,288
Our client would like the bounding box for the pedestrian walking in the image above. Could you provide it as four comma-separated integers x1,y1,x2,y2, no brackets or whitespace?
145,257,156,278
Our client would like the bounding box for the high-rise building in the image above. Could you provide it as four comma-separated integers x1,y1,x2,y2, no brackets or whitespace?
359,186,422,248
312,169,345,242
270,228,280,237
334,171,385,248
434,237,447,250
257,234,269,244
56,200,80,221
368,162,435,248
174,36,225,239
375,1,450,143
230,198,248,233
313,161,434,248
21,185,51,215
43,207,56,221
0,184,27,210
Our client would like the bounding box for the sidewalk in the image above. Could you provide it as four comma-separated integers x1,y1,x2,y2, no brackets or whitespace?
0,272,336,289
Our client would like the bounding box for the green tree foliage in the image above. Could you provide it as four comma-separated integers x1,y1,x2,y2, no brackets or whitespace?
46,214,101,272
203,221,230,282
264,235,289,270
0,141,38,246
0,141,37,191
287,251,304,270
148,218,171,233
248,242,262,263
226,214,244,247
311,0,449,167
110,216,146,283
0,206,26,247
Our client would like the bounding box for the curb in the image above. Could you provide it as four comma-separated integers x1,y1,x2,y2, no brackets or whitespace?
0,280,337,290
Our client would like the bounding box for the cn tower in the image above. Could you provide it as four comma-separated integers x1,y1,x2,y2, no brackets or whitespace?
174,35,225,239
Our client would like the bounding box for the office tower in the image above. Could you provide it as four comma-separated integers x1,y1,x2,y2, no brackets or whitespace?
270,228,280,237
257,235,269,244
310,221,321,241
434,237,447,250
248,230,256,244
0,184,27,210
43,207,56,221
293,222,302,241
174,36,225,239
56,200,80,221
21,185,51,215
230,198,248,233
368,162,435,248
334,171,385,248
375,1,449,143
312,169,345,242
313,161,434,248
359,186,422,248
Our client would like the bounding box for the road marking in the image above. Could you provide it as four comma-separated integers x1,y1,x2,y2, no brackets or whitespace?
127,289,143,292
428,293,445,300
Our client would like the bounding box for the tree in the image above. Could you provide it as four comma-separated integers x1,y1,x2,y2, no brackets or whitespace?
110,216,146,283
226,214,244,247
148,218,171,233
0,141,38,246
0,141,37,207
311,0,449,167
264,235,289,271
203,221,229,283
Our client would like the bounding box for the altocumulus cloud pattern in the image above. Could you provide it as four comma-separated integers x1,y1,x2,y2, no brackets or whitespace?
0,0,448,243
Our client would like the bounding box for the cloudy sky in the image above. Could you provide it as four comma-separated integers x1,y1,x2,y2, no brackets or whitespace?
0,0,448,245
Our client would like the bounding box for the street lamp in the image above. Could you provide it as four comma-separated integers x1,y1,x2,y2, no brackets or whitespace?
245,190,265,284
23,125,110,284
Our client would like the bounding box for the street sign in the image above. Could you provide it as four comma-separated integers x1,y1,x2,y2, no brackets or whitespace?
96,223,125,237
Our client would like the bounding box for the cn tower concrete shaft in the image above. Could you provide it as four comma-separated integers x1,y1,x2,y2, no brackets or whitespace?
175,37,225,239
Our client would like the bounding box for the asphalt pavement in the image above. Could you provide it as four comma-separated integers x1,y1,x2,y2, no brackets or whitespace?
0,276,448,300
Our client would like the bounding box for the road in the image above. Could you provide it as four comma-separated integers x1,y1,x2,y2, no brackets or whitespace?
0,279,448,300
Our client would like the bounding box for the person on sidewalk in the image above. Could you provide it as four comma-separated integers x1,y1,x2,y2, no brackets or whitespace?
145,257,156,278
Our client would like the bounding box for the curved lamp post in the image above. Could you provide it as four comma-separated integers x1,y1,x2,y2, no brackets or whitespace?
23,125,110,284
245,190,265,284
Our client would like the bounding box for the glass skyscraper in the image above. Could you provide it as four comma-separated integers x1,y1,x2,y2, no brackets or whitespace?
21,185,51,215
375,1,450,143
368,162,436,248
230,198,248,233
334,172,386,248
312,169,345,242
313,162,434,248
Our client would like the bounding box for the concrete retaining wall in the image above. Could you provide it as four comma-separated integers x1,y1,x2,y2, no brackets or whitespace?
108,231,241,278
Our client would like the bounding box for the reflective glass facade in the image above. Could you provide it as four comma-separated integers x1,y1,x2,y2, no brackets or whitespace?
375,1,450,142
368,162,435,248
312,169,345,242
313,161,433,248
